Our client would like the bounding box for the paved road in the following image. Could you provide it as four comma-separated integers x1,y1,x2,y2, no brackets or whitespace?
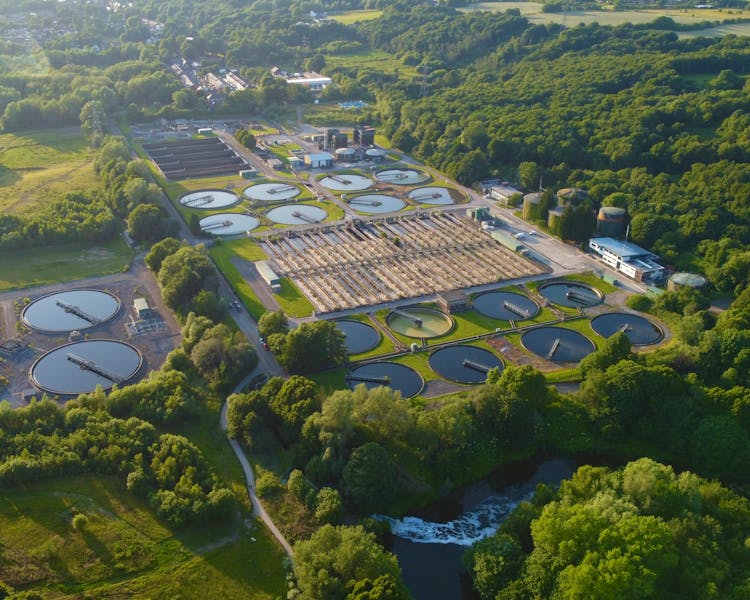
220,376,293,559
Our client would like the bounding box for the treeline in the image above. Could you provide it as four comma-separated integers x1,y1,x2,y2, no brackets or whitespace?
465,458,750,599
0,397,234,528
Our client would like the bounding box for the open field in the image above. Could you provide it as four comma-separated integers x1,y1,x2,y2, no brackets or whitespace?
0,238,135,292
0,128,96,214
0,475,286,599
330,9,384,24
324,48,418,78
461,1,750,29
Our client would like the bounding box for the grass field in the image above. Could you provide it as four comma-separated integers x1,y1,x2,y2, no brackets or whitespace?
0,475,286,599
0,238,135,292
0,128,96,215
461,1,750,28
275,278,315,318
324,48,418,79
209,243,266,320
330,9,384,24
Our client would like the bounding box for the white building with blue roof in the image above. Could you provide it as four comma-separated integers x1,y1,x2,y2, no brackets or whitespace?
588,237,666,283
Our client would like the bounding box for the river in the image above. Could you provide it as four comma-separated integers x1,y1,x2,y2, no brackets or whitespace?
378,458,577,600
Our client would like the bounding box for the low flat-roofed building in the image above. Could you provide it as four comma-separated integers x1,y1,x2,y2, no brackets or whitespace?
256,260,282,292
490,184,522,205
589,237,665,283
304,152,334,169
436,289,471,313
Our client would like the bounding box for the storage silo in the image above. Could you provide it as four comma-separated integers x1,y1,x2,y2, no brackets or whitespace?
668,272,707,292
547,206,565,235
596,206,627,237
522,192,541,221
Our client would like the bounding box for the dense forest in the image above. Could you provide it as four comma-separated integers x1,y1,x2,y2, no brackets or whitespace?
2,0,750,598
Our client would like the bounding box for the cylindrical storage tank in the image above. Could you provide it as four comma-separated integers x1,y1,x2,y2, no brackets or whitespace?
335,147,356,160
522,192,541,221
547,206,564,234
668,272,708,292
596,206,627,237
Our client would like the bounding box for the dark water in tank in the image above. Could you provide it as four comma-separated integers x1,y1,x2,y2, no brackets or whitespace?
31,340,142,395
539,282,602,308
591,312,663,346
380,458,578,600
335,319,381,355
473,291,540,321
22,290,120,332
347,362,423,398
521,326,595,362
429,345,503,384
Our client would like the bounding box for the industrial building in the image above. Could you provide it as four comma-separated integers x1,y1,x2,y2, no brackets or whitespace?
304,152,334,169
271,67,332,90
588,237,666,283
490,184,522,205
255,260,281,292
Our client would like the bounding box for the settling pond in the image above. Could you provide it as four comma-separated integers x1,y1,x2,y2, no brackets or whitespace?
428,345,503,384
22,289,121,333
335,319,381,355
521,326,595,362
591,312,663,346
346,362,423,398
473,290,539,321
539,282,603,308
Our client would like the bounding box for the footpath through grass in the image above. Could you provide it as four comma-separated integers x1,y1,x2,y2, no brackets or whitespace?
0,238,134,292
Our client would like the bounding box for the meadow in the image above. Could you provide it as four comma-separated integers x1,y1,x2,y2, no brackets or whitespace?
329,9,384,24
0,238,135,292
0,474,286,599
0,128,96,215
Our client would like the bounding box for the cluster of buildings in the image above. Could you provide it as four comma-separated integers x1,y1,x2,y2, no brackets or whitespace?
170,61,251,106
270,67,333,91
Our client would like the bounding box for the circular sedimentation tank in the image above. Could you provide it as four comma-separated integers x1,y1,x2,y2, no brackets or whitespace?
179,189,239,209
668,272,707,291
539,282,603,308
429,345,504,384
30,340,143,396
375,168,429,185
319,173,372,191
346,362,423,398
590,312,663,346
407,187,454,206
521,326,595,363
243,182,301,202
365,148,387,159
266,204,327,225
473,291,540,321
22,289,121,333
386,307,454,339
335,319,381,355
348,194,405,214
199,213,259,235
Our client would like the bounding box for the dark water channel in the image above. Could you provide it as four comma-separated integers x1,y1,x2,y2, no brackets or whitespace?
380,458,577,600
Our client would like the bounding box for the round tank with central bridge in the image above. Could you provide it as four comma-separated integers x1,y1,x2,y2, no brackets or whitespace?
473,291,539,321
30,339,143,396
243,182,301,202
521,326,595,363
538,282,603,308
335,319,381,355
266,204,327,225
179,189,239,209
590,312,663,346
346,361,423,398
199,213,259,235
22,289,121,333
429,345,504,384
386,307,454,339
375,168,429,185
319,173,372,191
348,194,405,214
407,186,454,206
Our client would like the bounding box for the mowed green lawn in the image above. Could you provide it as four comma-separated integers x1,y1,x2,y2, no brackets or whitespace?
0,238,135,292
0,128,97,214
0,475,286,599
